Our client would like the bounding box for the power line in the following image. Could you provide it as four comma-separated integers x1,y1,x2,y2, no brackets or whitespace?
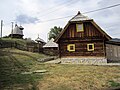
38,0,76,15
83,3,120,14
39,3,120,23
39,0,79,17
40,15,73,22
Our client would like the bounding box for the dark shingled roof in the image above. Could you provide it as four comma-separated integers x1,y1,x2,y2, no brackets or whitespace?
106,38,120,46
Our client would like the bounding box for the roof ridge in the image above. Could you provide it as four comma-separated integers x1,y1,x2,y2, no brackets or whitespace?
69,11,92,22
43,38,58,48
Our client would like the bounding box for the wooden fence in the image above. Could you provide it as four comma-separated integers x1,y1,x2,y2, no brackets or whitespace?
0,40,43,53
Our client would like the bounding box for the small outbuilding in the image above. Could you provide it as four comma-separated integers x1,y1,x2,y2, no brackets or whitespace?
43,38,58,55
106,38,120,63
43,38,58,49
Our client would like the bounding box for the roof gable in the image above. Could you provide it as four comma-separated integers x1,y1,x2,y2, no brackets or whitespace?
70,11,92,22
90,20,111,40
35,35,45,43
55,12,111,42
43,38,58,48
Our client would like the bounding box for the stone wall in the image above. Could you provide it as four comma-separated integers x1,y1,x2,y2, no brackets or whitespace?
60,57,107,64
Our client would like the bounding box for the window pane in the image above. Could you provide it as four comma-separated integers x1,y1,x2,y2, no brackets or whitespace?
76,24,84,32
78,24,82,30
70,46,74,50
87,44,94,51
89,45,92,49
67,44,75,52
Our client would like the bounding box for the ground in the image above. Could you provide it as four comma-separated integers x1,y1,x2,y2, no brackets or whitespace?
0,48,120,90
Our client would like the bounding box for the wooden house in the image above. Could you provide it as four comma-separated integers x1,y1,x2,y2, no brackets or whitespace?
55,11,111,62
106,38,120,63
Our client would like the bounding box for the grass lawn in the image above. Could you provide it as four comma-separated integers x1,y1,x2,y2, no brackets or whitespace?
0,48,120,90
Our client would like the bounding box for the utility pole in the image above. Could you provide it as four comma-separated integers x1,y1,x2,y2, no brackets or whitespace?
47,32,49,42
1,20,3,38
11,22,14,38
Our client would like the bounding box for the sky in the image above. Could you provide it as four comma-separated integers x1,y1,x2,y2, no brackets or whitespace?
0,0,120,42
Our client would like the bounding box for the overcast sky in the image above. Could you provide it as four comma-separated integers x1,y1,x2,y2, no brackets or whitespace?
0,0,120,42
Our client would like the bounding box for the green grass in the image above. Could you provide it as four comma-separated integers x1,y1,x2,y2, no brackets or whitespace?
38,64,120,90
0,48,47,90
109,80,120,87
0,48,120,90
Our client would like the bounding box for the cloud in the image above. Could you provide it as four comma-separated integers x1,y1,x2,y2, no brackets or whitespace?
1,0,120,41
16,14,39,24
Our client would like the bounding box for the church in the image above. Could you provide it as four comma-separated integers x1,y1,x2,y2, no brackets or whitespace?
9,24,24,39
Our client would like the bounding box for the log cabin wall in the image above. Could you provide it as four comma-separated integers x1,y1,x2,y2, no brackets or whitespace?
61,22,104,38
58,22,107,57
59,41,105,57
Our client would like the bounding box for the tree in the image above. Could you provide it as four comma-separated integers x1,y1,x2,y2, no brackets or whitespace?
48,26,62,40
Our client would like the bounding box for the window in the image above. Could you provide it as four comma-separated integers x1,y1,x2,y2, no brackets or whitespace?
76,24,84,32
67,44,75,52
87,44,94,51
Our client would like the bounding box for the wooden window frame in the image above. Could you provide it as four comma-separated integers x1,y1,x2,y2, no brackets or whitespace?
67,44,75,52
87,44,94,51
76,23,84,32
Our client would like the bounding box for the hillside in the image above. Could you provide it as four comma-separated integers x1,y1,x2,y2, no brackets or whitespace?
0,48,48,89
0,38,38,52
0,48,120,90
0,38,33,45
